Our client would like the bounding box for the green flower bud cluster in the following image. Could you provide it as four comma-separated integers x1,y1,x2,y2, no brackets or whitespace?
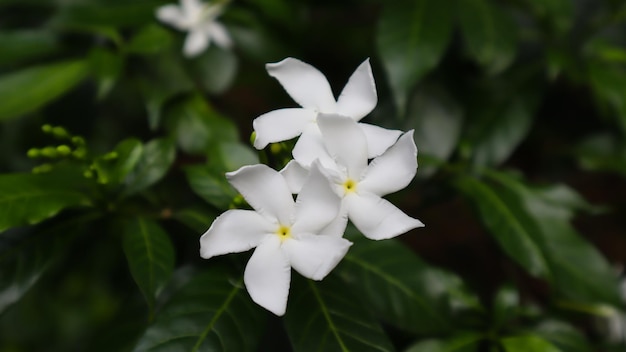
27,124,89,174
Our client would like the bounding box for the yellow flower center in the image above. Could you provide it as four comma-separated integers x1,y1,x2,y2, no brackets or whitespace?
343,179,357,194
275,225,292,242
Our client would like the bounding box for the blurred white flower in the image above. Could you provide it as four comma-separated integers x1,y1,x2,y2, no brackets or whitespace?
252,58,401,165
199,163,351,316
284,113,424,240
156,0,232,57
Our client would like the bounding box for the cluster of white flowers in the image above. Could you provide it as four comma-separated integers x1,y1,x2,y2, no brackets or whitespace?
199,58,424,315
156,0,232,57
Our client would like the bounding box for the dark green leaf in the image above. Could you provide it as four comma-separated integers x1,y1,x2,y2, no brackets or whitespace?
121,217,175,314
526,0,574,34
457,0,517,74
455,176,549,278
132,267,265,351
469,98,533,167
210,142,259,173
50,2,160,28
184,164,237,210
0,171,92,232
406,87,463,177
124,138,176,196
532,320,592,352
0,60,88,121
337,235,477,334
377,0,453,115
587,63,626,133
187,46,238,94
576,133,626,176
88,47,124,99
285,275,395,352
126,25,173,55
174,205,217,233
164,94,238,154
0,30,60,67
405,333,483,352
485,171,623,307
501,334,562,352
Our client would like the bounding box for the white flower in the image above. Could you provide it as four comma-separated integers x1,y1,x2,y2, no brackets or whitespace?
252,58,402,166
199,163,352,316
285,113,424,240
156,0,232,57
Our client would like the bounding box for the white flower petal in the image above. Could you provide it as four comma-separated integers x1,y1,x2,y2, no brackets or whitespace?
360,130,417,196
292,123,335,169
183,29,210,57
244,236,291,316
292,162,341,234
226,164,294,224
317,113,368,178
200,210,273,259
346,193,424,240
279,160,309,194
252,108,315,149
156,5,186,29
358,122,403,159
284,233,352,280
208,22,232,49
336,59,377,120
320,203,349,237
181,0,204,15
266,58,337,112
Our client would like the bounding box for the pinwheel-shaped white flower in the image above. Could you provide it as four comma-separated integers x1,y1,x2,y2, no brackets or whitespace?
156,0,232,57
200,163,352,316
252,58,401,166
287,113,424,240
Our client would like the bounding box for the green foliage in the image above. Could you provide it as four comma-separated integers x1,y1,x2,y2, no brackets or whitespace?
0,60,88,121
132,267,265,351
121,217,175,315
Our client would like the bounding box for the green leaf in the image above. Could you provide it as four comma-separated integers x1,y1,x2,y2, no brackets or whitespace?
132,267,265,351
405,333,483,352
285,275,395,352
164,94,239,154
576,133,626,176
377,0,453,115
469,99,533,167
50,2,160,28
457,0,517,74
184,164,238,210
125,25,173,55
501,334,562,352
174,205,217,233
121,217,175,314
526,0,573,34
455,176,549,278
587,63,626,133
485,171,623,307
210,142,259,173
336,235,477,334
0,60,88,121
187,47,238,94
123,138,176,196
0,30,60,67
406,87,463,177
88,47,124,100
92,138,143,185
0,171,92,232
531,320,593,352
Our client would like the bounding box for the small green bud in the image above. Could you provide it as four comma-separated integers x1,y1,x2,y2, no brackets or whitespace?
83,170,94,178
71,136,85,146
103,151,118,160
41,124,52,133
250,131,257,146
27,148,40,158
73,148,87,159
40,146,58,158
269,143,282,155
52,126,69,139
56,145,71,156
